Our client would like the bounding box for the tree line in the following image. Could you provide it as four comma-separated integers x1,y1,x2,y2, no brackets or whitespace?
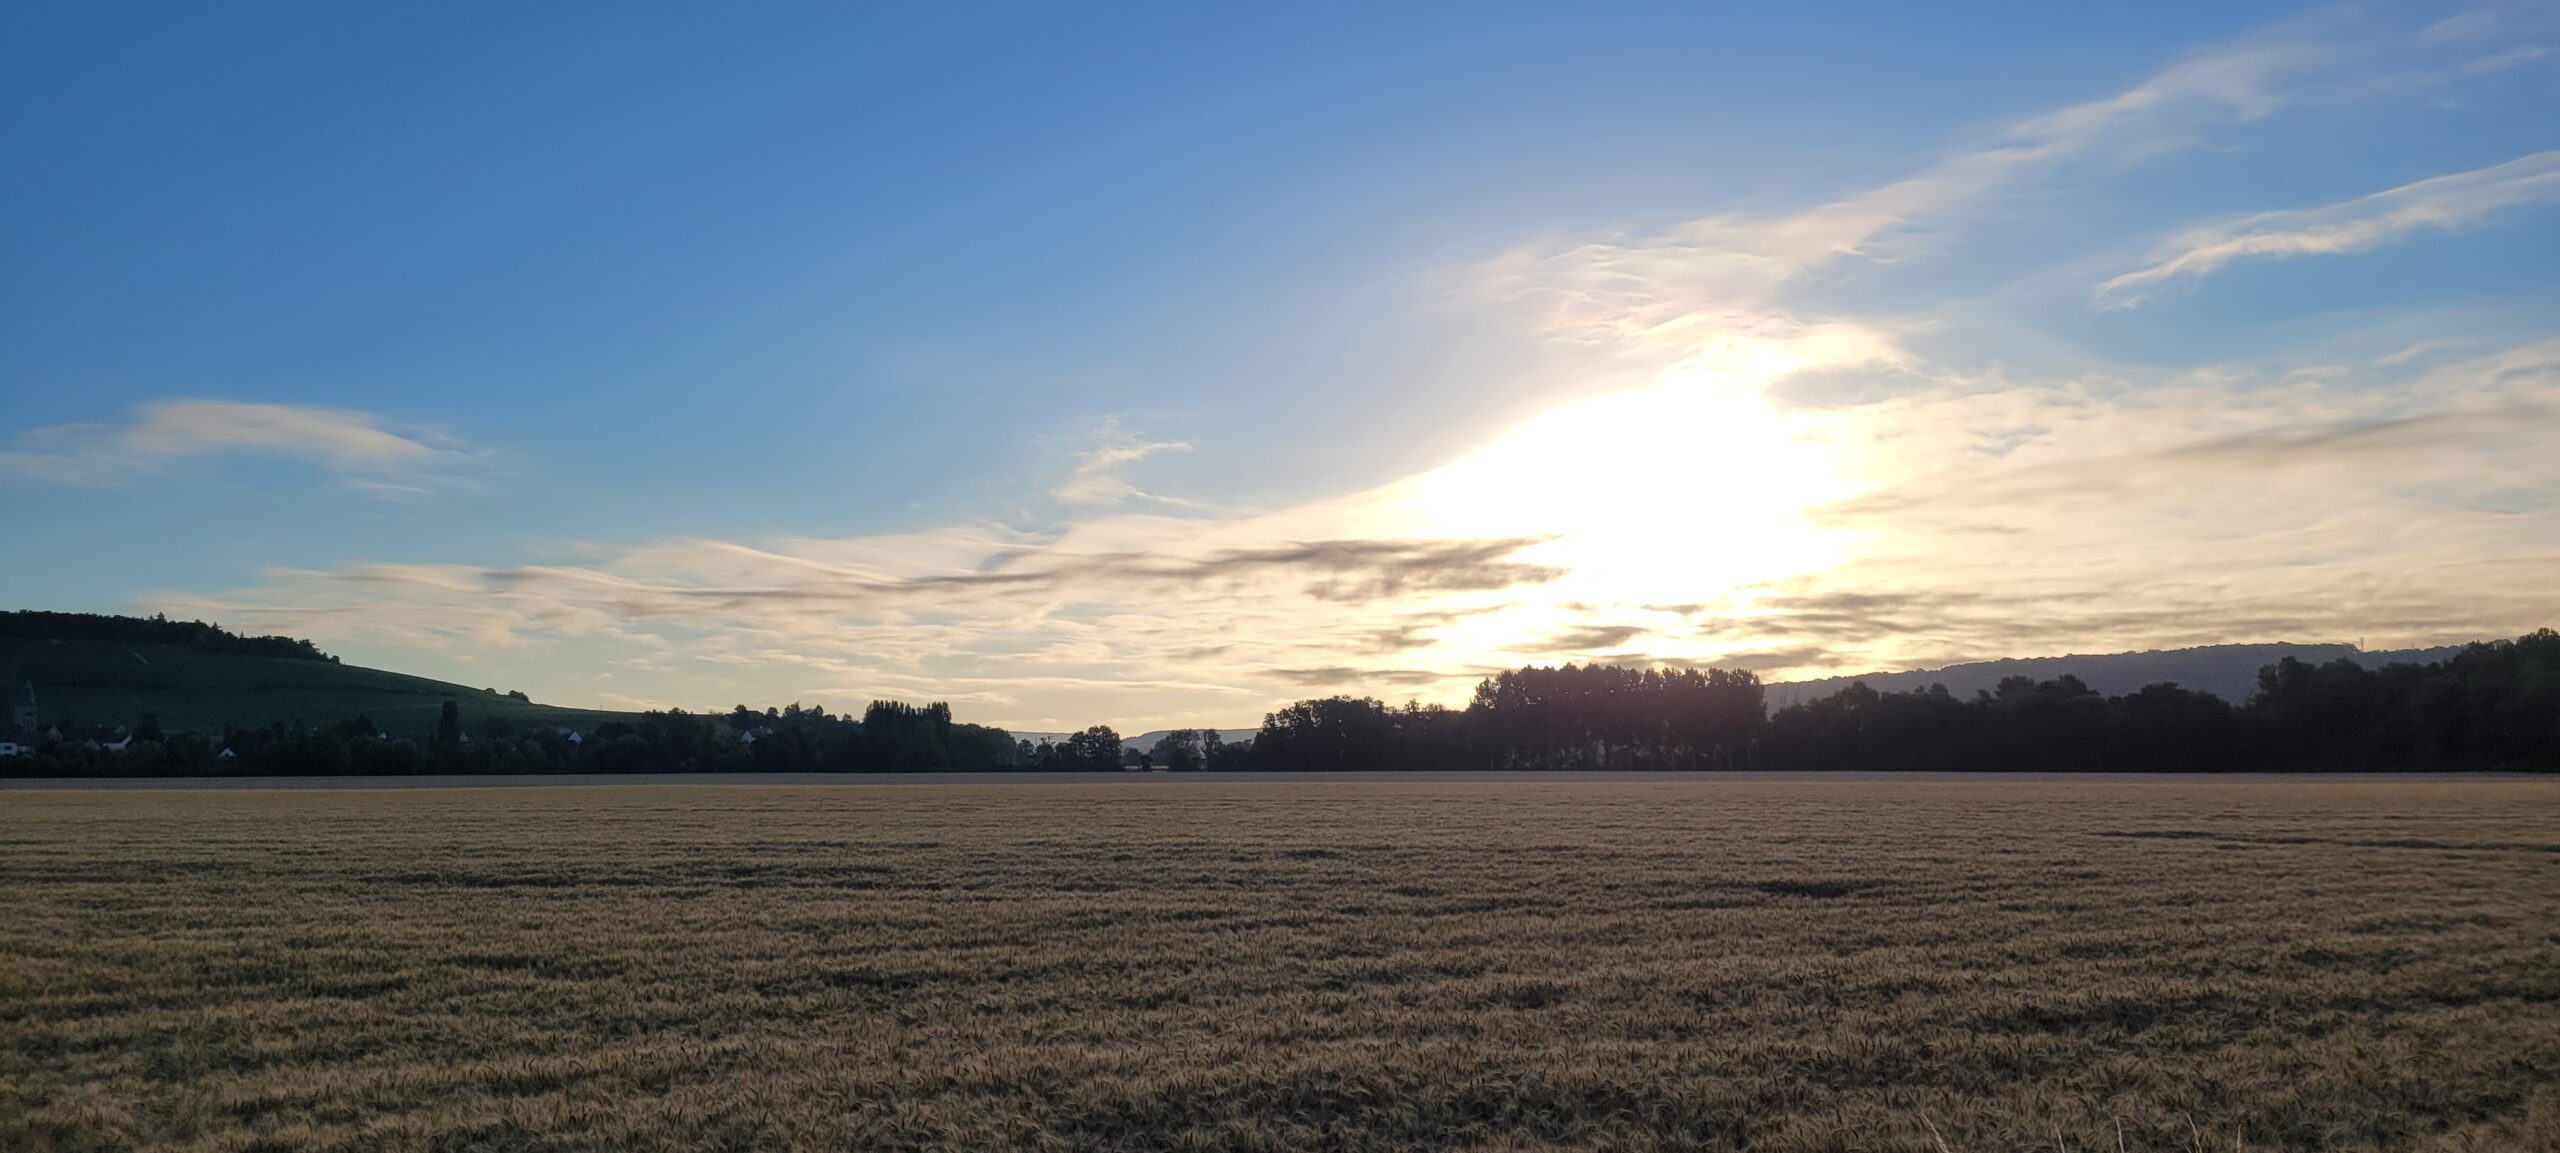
0,611,337,662
1233,632,2556,773
5,630,2553,777
1759,629,2557,772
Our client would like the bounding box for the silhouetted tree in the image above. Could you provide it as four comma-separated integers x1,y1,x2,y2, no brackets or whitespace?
1063,726,1124,771
1252,697,1399,772
430,700,464,768
1149,728,1223,772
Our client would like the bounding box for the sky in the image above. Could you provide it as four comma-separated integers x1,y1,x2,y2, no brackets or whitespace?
4,2,2557,732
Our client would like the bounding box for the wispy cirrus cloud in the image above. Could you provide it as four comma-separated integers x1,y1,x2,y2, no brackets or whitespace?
0,399,474,494
1736,340,2560,667
2097,150,2560,307
1051,417,1193,507
2377,336,2479,367
2422,7,2504,44
2464,43,2548,73
150,507,1570,729
1483,34,2332,370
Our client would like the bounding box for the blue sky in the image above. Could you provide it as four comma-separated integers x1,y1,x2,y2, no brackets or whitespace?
5,2,2557,729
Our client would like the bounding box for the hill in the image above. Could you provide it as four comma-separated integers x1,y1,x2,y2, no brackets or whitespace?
1012,729,1258,753
1761,642,2467,710
1122,728,1258,753
0,610,2495,746
1089,648,2485,735
0,637,637,737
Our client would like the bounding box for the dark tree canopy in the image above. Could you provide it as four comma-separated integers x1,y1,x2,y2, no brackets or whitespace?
0,611,336,662
7,627,2555,778
1761,630,2560,773
1469,664,1763,770
1062,726,1125,772
1149,728,1226,772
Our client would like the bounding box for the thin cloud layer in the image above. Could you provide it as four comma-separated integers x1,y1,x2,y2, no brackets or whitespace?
1751,340,2560,665
1483,33,2329,368
154,516,1571,729
0,400,467,492
2098,151,2560,307
1051,417,1195,507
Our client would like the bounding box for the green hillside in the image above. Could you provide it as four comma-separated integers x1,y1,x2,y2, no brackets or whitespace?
0,638,638,737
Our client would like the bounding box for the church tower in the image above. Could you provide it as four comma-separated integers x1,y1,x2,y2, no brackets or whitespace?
12,682,35,732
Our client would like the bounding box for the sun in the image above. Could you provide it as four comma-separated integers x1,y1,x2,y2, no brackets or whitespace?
1383,351,1859,661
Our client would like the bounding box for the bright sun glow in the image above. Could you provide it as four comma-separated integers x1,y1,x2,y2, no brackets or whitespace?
1383,348,1860,663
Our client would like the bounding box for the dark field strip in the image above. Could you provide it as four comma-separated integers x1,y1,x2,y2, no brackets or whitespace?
3,779,2557,1152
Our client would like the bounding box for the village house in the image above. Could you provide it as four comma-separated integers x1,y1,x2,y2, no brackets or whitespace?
3,683,40,756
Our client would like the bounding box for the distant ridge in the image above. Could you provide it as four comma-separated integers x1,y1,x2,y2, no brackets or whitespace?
0,634,637,736
1762,642,2470,710
1046,646,2484,735
1009,729,1259,753
3,610,2493,741
1121,728,1258,753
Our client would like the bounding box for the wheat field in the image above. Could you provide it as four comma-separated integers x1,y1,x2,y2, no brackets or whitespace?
4,777,2557,1152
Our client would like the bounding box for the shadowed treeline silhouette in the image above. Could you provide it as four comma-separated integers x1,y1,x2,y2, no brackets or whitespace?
1762,637,2560,773
0,611,336,663
4,626,2554,777
1227,632,2557,773
1248,667,1767,773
